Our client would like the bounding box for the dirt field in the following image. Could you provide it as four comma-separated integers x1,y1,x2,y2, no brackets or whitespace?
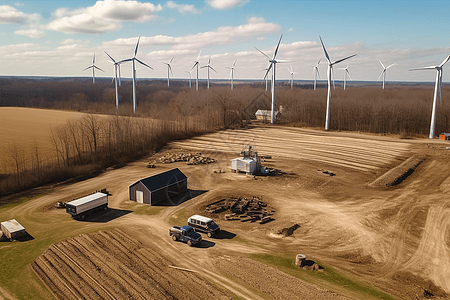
0,107,88,172
2,124,450,299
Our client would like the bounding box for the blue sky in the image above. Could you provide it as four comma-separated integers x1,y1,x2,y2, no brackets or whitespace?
0,0,449,82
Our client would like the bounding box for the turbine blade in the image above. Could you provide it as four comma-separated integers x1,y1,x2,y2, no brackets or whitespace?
208,55,211,64
104,51,116,63
346,69,352,81
190,62,198,71
263,63,273,80
119,58,133,63
379,60,385,69
197,50,201,61
136,58,153,69
439,69,443,105
332,54,357,65
316,68,320,79
377,71,384,81
254,47,270,59
273,34,283,59
93,54,95,64
94,65,105,72
440,55,450,67
134,36,140,57
82,66,92,71
319,36,331,64
169,65,173,76
170,56,174,63
409,66,437,71
210,66,217,73
232,60,236,67
386,63,395,69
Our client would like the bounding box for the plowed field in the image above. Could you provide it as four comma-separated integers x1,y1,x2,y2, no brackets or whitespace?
32,228,229,300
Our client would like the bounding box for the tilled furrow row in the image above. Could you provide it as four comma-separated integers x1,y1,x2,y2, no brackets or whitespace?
72,234,164,299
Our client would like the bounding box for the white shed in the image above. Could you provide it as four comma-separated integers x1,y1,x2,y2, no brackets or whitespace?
1,219,26,240
231,157,258,174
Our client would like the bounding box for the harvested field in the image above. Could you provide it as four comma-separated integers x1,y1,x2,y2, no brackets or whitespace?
32,228,229,300
172,127,411,172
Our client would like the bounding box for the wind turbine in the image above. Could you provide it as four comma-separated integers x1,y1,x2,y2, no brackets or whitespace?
255,34,286,124
120,37,153,113
104,51,120,109
201,55,217,89
185,70,193,88
377,60,395,89
260,67,270,91
226,60,237,90
82,54,104,84
190,51,201,91
339,62,352,90
162,57,174,87
410,55,450,139
287,65,295,89
319,36,357,130
311,59,321,90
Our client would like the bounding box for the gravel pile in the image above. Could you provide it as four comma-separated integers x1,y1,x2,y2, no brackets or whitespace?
156,152,216,165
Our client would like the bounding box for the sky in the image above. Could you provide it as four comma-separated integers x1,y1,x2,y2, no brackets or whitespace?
0,0,449,82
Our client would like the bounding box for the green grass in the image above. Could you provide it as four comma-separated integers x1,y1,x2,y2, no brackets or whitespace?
169,208,188,226
0,189,53,210
127,204,165,216
250,253,396,300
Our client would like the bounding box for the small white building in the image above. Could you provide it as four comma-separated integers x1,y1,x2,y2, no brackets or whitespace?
255,110,281,122
231,157,258,174
1,219,26,240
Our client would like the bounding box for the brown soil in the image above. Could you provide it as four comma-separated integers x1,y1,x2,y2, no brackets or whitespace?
32,228,230,300
368,155,426,188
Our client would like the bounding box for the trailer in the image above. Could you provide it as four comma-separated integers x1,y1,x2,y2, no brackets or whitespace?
1,219,26,241
66,192,108,220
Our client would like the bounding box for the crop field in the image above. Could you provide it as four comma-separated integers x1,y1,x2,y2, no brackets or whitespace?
2,123,450,300
0,107,88,172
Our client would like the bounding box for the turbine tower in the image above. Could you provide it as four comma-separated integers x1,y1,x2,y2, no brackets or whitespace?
288,65,295,89
261,68,270,91
104,51,120,109
162,57,174,87
185,70,193,88
410,55,450,139
201,55,217,89
226,60,237,90
378,60,395,89
255,34,286,124
82,54,104,84
190,51,201,91
311,59,321,90
120,37,153,113
338,62,352,90
319,36,357,130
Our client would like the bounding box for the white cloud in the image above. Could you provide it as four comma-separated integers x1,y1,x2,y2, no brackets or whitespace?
206,0,247,10
48,0,162,34
166,1,198,14
103,17,280,50
14,29,45,38
0,5,39,23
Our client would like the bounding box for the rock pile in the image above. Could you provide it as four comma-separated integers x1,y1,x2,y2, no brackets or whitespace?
154,153,216,165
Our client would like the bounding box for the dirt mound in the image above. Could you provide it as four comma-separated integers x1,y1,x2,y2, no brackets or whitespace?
154,152,216,165
276,224,300,237
368,155,425,188
31,228,229,300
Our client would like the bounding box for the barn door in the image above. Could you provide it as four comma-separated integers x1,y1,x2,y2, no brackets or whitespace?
136,190,144,203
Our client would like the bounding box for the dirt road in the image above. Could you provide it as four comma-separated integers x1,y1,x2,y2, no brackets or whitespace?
2,124,450,299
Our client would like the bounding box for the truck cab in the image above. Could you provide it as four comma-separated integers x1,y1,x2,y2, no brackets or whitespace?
169,225,202,246
188,215,220,237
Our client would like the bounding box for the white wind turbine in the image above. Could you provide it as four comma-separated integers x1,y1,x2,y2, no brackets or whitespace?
190,51,201,91
378,60,395,89
162,57,174,87
120,37,153,113
319,36,357,130
104,51,120,109
410,55,450,139
260,67,270,91
287,65,295,89
339,62,352,90
82,54,104,84
185,70,193,88
226,60,237,90
311,59,321,90
201,55,217,89
255,34,287,124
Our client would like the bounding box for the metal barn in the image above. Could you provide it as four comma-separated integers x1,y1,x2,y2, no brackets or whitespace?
129,168,187,205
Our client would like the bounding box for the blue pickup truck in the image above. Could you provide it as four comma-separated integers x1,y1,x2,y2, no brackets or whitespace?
169,225,202,246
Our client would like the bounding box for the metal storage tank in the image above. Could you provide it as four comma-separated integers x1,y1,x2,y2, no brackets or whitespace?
129,168,187,205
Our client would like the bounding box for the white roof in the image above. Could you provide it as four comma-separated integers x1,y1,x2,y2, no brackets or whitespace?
255,110,279,116
189,215,213,223
1,219,25,233
67,192,107,206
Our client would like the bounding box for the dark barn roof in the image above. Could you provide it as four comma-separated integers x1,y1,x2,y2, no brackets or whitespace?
135,168,187,192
